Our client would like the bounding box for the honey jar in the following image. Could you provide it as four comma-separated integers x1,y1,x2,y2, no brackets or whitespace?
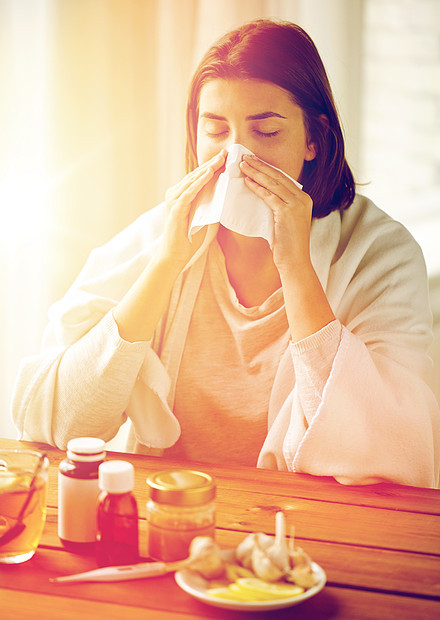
146,470,216,562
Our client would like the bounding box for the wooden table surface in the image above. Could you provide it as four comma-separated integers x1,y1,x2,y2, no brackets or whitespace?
1,438,439,619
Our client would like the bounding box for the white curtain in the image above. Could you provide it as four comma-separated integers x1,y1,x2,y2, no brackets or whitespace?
0,0,363,441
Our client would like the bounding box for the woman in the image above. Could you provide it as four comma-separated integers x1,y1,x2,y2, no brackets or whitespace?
12,20,439,487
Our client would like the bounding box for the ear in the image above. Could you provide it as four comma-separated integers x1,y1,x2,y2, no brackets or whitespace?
305,114,328,161
304,139,317,161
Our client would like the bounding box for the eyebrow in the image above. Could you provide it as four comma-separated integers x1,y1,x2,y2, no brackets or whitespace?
200,111,287,121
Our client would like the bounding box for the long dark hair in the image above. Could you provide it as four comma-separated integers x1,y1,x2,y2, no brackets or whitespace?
185,19,355,218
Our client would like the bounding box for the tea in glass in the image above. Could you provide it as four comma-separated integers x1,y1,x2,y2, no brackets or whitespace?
0,449,49,564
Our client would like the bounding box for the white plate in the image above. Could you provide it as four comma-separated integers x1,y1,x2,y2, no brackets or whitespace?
175,549,326,612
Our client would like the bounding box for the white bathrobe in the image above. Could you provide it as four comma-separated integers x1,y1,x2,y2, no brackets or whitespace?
12,195,440,487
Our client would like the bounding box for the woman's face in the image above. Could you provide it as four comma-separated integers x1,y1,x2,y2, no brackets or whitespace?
196,78,316,181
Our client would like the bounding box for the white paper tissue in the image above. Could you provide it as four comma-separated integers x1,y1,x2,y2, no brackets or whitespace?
189,144,302,248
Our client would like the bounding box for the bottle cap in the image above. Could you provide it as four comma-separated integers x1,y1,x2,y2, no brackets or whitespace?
67,437,106,462
99,460,135,493
146,470,215,506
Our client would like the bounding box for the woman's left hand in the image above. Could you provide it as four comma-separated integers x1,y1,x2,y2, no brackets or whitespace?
240,153,335,343
240,154,313,273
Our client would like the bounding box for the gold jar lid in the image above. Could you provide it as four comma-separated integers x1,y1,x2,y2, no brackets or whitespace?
146,470,215,506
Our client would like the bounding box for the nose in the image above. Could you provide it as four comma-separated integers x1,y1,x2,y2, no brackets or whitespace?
224,132,253,154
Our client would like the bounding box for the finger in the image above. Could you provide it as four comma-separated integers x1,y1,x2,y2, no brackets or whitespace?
169,166,214,222
244,175,312,221
166,167,210,203
240,155,296,191
243,175,282,206
166,150,226,202
180,166,215,202
240,155,299,201
194,149,227,177
240,162,290,203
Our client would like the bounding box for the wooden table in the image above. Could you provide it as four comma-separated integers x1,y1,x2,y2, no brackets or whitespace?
1,438,439,619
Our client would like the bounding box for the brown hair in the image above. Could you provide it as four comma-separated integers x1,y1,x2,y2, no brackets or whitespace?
185,19,355,218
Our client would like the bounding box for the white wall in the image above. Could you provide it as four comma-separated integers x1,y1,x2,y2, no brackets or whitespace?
359,0,440,277
359,0,440,403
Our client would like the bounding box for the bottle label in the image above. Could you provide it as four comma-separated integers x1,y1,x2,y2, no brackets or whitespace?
58,472,100,542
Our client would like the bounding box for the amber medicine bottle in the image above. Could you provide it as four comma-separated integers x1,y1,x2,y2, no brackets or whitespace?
58,437,106,552
96,460,139,566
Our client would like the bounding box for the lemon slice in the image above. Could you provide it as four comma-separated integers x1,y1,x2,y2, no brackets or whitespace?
0,473,19,491
207,587,259,602
0,473,32,493
229,584,278,601
224,562,255,581
233,578,304,600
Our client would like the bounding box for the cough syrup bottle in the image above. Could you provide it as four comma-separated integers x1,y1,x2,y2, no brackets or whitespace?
96,460,139,566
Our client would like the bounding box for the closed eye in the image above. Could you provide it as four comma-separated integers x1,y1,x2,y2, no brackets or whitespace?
254,130,280,138
206,131,229,138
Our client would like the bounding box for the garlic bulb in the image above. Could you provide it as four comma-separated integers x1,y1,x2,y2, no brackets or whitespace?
251,537,286,581
235,532,273,568
267,511,290,572
234,512,320,589
187,536,224,579
236,512,291,582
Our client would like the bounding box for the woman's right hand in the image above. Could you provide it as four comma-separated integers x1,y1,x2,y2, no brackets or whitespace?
157,149,227,270
114,150,226,343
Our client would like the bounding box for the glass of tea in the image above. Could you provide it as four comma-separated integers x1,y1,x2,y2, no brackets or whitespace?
0,449,49,564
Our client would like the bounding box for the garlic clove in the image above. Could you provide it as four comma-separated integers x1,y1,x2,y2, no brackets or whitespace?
286,564,320,589
288,545,312,569
235,533,257,568
286,542,318,588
